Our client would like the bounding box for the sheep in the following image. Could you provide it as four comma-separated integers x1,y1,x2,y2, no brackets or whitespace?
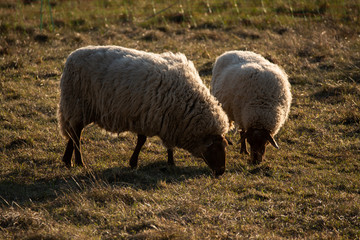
211,50,292,164
58,45,230,176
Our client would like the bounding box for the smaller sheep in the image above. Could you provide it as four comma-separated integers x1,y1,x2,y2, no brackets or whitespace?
211,50,292,164
58,46,230,176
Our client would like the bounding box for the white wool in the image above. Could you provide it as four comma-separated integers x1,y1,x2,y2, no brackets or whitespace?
58,45,229,156
211,50,292,136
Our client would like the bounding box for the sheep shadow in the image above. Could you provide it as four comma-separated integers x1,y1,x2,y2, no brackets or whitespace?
99,162,211,188
0,161,211,207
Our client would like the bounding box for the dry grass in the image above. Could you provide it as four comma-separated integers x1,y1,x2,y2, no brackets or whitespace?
1,0,359,239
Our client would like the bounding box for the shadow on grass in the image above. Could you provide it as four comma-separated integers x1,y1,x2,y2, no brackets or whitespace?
0,161,211,207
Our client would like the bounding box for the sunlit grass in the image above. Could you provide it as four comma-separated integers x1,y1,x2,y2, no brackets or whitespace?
0,0,359,239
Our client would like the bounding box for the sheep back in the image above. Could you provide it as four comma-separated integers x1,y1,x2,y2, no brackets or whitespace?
211,50,291,135
58,45,229,156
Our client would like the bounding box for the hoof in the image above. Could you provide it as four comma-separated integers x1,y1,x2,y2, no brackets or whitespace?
240,149,249,155
75,161,84,167
63,158,72,168
248,159,261,165
64,162,72,168
167,162,175,167
130,161,138,169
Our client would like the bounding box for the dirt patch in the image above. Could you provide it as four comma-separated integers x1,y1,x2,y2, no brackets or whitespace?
34,34,49,43
140,30,166,41
5,138,33,150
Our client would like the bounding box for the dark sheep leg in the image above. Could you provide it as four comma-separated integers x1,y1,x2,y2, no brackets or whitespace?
73,124,85,167
167,148,175,166
62,124,84,167
62,138,74,168
129,134,147,169
240,130,249,155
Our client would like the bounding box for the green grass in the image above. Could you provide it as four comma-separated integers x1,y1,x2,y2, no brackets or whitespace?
1,0,360,239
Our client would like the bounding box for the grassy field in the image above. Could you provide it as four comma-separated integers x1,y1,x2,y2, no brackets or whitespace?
0,0,359,239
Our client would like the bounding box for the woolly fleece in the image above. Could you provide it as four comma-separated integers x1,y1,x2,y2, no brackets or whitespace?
211,50,292,136
58,45,229,157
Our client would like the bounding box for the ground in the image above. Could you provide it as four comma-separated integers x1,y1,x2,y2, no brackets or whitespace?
0,0,359,239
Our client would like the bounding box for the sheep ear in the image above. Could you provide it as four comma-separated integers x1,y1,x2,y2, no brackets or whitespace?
266,133,279,149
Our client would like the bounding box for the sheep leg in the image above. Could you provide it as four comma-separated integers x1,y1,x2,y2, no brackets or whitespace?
61,124,84,167
62,138,74,168
72,124,85,167
129,134,147,169
167,148,175,166
240,130,249,155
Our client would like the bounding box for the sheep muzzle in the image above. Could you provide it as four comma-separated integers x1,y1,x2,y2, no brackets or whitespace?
202,135,228,176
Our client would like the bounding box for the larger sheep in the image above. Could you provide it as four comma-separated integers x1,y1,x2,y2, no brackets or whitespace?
211,50,292,164
58,45,230,176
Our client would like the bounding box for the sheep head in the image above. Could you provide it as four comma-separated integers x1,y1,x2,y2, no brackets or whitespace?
200,135,231,177
241,128,279,165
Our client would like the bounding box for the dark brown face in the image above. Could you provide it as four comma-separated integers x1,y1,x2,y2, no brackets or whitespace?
245,128,280,165
201,135,229,177
246,129,268,165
